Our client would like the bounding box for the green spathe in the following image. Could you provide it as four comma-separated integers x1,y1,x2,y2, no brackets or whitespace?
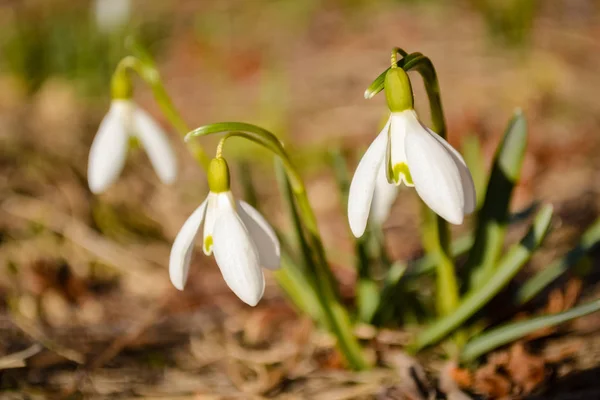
384,68,414,112
111,68,133,100
208,157,231,193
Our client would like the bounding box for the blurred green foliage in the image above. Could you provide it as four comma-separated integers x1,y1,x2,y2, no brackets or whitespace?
0,4,169,97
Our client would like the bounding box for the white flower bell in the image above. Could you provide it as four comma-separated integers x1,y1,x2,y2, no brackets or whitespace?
87,91,177,194
348,67,475,238
93,0,131,33
169,158,281,306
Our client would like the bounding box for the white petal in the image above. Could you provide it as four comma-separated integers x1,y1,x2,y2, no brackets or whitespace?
169,198,208,290
348,119,390,238
133,106,178,185
212,203,264,306
405,115,466,225
237,201,281,270
87,101,131,194
426,126,476,214
202,192,232,255
370,162,399,226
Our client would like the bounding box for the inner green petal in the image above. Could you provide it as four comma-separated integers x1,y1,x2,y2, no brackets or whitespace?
128,135,141,150
393,162,413,185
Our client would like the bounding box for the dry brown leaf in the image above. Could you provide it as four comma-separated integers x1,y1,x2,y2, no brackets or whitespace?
243,305,296,346
506,342,546,394
473,364,512,398
449,365,473,388
383,352,432,400
546,287,565,315
562,278,582,310
440,362,472,400
527,278,585,340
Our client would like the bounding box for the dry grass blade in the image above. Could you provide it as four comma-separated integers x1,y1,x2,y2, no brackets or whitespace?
9,310,85,364
0,343,43,370
1,195,163,287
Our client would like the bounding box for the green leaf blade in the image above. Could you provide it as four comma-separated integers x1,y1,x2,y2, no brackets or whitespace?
460,299,600,363
412,204,553,352
466,110,528,290
517,217,600,304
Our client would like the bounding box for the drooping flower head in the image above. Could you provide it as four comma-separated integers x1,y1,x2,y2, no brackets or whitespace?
93,0,131,34
348,66,476,237
169,158,281,306
87,69,177,194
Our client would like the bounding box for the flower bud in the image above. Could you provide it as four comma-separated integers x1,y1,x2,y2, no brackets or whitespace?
111,69,133,100
384,67,413,113
208,157,231,193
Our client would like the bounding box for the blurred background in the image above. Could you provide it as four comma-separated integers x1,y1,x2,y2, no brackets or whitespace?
1,0,600,397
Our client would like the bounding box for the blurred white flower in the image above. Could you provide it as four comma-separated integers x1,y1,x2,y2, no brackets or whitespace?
87,99,177,194
93,0,131,33
348,110,475,237
169,190,280,306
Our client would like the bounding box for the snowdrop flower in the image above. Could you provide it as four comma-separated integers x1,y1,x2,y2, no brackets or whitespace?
348,67,475,237
87,99,177,194
93,0,131,34
169,158,281,306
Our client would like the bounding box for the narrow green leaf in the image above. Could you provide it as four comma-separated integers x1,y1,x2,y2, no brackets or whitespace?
460,299,600,362
517,217,600,304
237,161,259,209
357,280,380,323
328,149,352,211
273,160,331,328
404,235,474,278
466,110,528,290
411,205,553,352
275,253,322,322
328,149,382,323
274,160,311,274
461,135,487,209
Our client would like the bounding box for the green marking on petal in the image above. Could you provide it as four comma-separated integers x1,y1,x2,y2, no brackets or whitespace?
393,162,414,186
128,135,141,150
204,235,213,254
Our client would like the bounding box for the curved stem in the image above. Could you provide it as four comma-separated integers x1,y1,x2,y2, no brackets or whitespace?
405,55,458,319
198,128,368,370
114,56,210,170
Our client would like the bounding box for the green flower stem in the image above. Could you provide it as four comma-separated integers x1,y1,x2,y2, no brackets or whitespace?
186,123,368,370
286,177,369,370
422,207,461,321
407,54,458,318
114,56,210,170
